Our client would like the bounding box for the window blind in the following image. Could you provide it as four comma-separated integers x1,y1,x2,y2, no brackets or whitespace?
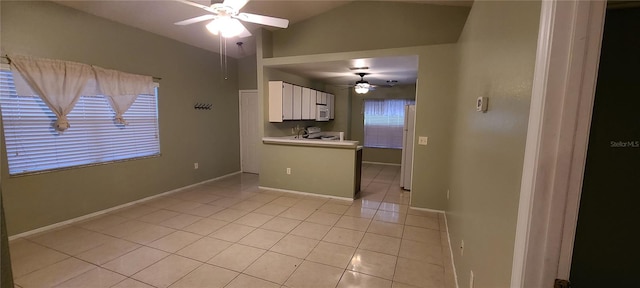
0,69,160,175
364,99,414,149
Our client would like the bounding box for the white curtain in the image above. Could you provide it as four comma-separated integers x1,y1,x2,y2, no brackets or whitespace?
93,66,155,125
363,99,412,116
10,55,94,132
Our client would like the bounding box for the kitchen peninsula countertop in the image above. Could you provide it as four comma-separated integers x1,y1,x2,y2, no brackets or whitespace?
262,136,361,149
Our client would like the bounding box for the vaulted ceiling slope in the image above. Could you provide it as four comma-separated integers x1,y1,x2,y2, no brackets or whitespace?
54,0,472,59
269,0,471,57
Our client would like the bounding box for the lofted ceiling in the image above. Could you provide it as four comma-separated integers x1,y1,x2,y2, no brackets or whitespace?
54,0,356,58
54,0,471,87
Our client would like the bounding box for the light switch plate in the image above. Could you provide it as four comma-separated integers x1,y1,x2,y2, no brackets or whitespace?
476,97,488,112
418,136,428,145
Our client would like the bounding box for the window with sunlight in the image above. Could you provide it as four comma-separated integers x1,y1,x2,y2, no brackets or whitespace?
0,69,160,175
363,99,414,149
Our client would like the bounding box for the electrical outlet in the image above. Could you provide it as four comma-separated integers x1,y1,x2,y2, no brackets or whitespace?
447,189,450,200
194,162,199,169
460,240,464,256
470,270,475,288
418,136,428,145
291,127,295,134
286,168,291,175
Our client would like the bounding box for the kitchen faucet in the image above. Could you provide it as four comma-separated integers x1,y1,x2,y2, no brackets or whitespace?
296,127,307,139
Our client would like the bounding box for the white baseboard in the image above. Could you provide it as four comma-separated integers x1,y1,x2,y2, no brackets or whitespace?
362,161,401,166
258,186,354,202
444,212,460,288
8,171,241,241
408,206,445,214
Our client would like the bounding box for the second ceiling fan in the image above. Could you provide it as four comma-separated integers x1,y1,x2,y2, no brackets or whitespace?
174,0,290,38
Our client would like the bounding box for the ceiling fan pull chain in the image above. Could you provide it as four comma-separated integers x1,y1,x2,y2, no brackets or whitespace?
224,37,229,80
219,36,224,80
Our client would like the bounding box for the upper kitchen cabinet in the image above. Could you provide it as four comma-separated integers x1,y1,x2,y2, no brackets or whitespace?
269,81,333,122
269,81,293,122
317,92,328,105
302,87,316,120
292,85,303,120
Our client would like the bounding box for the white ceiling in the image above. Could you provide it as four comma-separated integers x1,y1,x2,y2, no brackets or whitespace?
54,0,356,58
54,0,469,86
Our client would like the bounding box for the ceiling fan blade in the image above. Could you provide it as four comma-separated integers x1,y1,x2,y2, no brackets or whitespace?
223,0,249,11
236,12,289,28
174,14,216,25
174,0,217,13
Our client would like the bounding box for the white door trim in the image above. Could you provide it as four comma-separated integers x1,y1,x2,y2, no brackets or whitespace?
239,89,259,173
511,1,606,287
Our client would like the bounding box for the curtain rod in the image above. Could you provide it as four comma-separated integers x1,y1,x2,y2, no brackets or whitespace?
0,55,162,81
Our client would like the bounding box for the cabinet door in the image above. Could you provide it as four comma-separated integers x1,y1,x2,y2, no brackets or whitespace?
268,81,283,122
329,94,335,119
302,87,312,120
282,82,294,120
292,85,303,120
317,92,327,105
309,90,317,119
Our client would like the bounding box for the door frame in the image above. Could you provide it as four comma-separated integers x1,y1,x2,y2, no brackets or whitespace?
511,0,606,287
238,89,259,173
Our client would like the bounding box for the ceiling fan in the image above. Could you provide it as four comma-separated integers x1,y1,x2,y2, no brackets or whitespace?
354,73,371,94
173,0,290,38
348,73,397,94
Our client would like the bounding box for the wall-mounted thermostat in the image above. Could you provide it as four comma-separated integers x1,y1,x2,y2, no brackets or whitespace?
476,97,488,112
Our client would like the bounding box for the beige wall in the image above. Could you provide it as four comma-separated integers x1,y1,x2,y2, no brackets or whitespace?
271,1,470,57
409,46,457,209
445,1,540,287
238,54,257,90
350,84,417,164
0,1,241,235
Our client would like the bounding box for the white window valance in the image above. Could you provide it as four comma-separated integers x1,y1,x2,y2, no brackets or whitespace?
9,55,155,131
93,66,155,125
10,55,94,132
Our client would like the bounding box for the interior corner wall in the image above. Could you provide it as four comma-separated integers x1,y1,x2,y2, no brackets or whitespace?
445,1,541,287
238,54,258,90
0,1,240,235
410,45,457,210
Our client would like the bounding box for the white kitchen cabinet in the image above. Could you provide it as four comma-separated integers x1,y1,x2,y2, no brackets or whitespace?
269,81,334,122
328,93,335,119
309,89,317,120
302,87,312,120
268,81,294,122
282,83,294,120
293,85,303,120
317,92,327,105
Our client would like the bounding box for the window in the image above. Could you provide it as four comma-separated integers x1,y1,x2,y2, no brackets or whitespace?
0,69,160,175
364,99,414,149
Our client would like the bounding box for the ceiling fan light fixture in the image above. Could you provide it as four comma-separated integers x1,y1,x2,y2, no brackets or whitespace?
206,17,244,38
355,83,370,94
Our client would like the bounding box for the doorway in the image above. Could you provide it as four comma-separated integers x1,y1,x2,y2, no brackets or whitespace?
569,6,640,287
239,90,260,174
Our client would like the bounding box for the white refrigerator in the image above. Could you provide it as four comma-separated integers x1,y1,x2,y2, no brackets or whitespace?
400,105,415,190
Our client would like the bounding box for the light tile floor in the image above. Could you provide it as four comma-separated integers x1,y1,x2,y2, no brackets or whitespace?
9,164,456,288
